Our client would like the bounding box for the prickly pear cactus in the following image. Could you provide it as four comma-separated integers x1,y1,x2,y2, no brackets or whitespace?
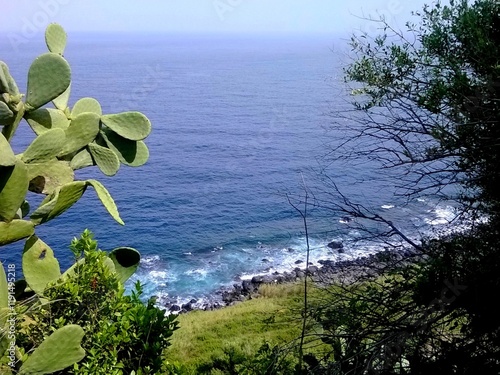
0,23,151,248
0,23,151,373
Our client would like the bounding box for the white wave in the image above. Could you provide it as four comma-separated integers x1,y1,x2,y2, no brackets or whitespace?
381,204,395,209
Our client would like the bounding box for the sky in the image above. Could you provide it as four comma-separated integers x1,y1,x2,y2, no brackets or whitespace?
0,0,434,36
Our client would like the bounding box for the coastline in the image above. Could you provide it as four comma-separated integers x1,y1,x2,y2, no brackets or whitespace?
162,244,423,314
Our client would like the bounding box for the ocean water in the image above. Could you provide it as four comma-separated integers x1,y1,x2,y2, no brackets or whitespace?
1,33,457,306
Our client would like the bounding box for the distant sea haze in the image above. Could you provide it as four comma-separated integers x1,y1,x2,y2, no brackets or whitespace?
2,34,455,305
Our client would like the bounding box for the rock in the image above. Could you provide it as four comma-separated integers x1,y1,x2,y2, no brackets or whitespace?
327,241,343,250
181,302,193,311
169,304,181,312
306,266,319,275
262,258,270,263
295,260,303,264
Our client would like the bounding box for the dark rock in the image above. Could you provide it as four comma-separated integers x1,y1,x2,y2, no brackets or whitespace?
169,304,181,312
306,266,319,275
327,241,343,249
295,260,303,264
262,258,270,263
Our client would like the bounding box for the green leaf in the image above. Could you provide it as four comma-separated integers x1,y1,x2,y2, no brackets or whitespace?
27,159,74,194
52,84,71,110
25,53,71,111
88,142,120,176
0,133,16,167
87,179,124,225
21,128,65,163
45,23,67,55
59,112,100,156
0,220,34,246
101,128,149,166
22,235,61,296
70,148,94,170
19,325,85,374
0,159,29,221
101,112,151,141
108,247,141,284
24,108,70,135
30,181,86,224
71,97,102,117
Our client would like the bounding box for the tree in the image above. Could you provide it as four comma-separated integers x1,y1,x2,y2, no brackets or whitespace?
290,1,500,374
327,0,500,223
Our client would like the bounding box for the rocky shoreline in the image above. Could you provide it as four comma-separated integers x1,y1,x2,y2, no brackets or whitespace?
163,243,423,314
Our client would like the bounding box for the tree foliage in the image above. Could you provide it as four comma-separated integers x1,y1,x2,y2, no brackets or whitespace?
291,1,500,374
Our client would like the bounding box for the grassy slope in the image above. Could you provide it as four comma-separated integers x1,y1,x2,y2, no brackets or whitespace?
166,283,307,371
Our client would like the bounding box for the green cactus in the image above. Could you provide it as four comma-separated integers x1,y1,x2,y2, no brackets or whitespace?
88,142,121,176
52,84,71,111
24,108,70,135
0,133,16,166
30,181,87,224
70,148,94,170
87,179,124,225
26,159,74,194
101,128,150,166
22,235,61,296
0,23,156,372
44,23,67,56
0,220,35,246
59,112,100,156
25,53,70,111
19,325,85,375
101,111,152,140
108,247,141,283
0,159,29,221
21,128,65,163
0,101,14,124
71,97,102,117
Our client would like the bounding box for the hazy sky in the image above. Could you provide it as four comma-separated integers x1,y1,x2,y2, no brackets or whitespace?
1,0,433,36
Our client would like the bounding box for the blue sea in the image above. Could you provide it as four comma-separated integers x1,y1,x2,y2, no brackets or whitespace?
1,33,457,306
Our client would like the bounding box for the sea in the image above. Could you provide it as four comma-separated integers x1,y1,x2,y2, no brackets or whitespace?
0,32,459,307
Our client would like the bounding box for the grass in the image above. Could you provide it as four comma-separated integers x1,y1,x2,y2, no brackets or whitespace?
166,282,307,372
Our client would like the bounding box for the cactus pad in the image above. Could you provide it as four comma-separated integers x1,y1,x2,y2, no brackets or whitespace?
0,159,29,221
0,101,14,123
19,324,85,374
71,97,102,117
70,148,94,170
108,247,141,283
87,179,124,225
22,235,61,295
21,128,65,163
25,53,71,111
59,112,100,156
101,111,151,141
27,159,74,194
0,61,19,96
0,220,35,246
0,133,16,166
101,128,150,166
88,142,120,176
45,23,67,55
30,181,87,224
52,83,71,110
25,108,70,135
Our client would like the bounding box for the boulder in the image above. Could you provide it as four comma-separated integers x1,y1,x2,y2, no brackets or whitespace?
327,241,343,250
